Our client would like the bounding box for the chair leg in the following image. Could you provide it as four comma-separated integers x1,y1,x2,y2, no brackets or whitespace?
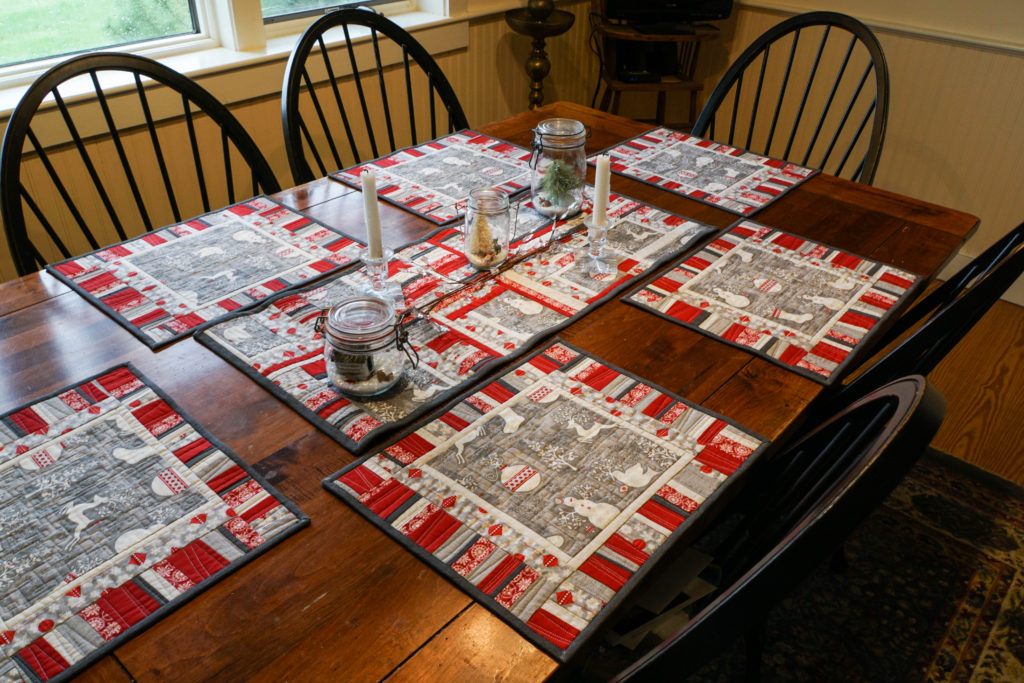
744,622,765,683
611,90,621,115
600,87,613,112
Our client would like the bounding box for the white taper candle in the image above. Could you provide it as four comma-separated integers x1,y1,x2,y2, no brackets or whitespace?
361,170,383,259
593,154,610,227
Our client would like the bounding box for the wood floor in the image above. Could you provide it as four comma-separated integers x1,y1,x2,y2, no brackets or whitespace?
928,298,1024,486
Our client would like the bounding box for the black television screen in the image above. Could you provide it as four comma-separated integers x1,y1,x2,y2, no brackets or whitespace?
605,0,733,28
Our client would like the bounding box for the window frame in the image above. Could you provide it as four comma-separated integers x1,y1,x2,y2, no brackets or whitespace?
0,0,425,91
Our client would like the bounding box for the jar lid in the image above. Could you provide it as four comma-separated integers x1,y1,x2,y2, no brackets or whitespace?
468,187,510,214
536,118,585,137
325,295,396,346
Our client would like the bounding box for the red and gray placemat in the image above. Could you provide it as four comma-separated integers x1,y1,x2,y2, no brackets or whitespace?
323,339,766,662
591,128,818,216
48,196,364,349
0,365,308,682
624,220,921,383
195,194,715,454
332,131,533,225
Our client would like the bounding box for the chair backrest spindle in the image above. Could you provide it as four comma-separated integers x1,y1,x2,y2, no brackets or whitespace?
0,52,279,277
693,11,889,184
282,8,467,185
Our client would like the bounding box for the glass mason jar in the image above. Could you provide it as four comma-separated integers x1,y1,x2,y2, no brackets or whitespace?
464,188,516,269
530,118,588,219
321,295,404,397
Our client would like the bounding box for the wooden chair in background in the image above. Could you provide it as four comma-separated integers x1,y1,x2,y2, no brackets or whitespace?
692,11,889,184
281,8,468,185
0,52,279,277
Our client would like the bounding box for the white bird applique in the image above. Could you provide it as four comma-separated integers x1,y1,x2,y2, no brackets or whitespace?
559,496,620,528
567,417,614,442
611,463,658,488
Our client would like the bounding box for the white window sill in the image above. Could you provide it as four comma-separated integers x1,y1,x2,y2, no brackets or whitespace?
0,0,523,125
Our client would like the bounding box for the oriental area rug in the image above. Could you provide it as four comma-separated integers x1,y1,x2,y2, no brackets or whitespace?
573,450,1024,681
0,366,308,682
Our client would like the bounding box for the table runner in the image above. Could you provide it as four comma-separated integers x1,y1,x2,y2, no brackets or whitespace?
624,221,921,383
331,131,532,225
323,339,767,661
591,128,818,216
0,365,308,683
195,193,715,454
47,196,365,349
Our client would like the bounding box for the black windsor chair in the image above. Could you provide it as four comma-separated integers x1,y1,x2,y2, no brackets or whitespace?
602,375,946,682
692,11,889,184
281,8,469,185
0,52,280,278
826,220,1024,410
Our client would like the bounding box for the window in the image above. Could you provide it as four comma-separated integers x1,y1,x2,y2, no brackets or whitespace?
263,1,362,23
0,0,198,69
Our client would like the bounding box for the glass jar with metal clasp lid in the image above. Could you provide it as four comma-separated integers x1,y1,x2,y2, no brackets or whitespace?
529,118,589,219
316,295,408,398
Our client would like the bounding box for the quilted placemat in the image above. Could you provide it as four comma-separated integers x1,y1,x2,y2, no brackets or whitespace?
47,196,365,349
323,339,767,661
195,193,715,454
331,131,532,225
0,365,308,683
625,220,921,383
592,127,818,216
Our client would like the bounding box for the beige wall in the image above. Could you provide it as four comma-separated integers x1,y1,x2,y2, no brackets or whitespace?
2,1,1022,303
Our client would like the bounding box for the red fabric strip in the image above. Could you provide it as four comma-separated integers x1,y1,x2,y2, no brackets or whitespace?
476,554,522,594
173,437,213,464
17,637,70,680
528,354,561,373
526,608,581,650
604,533,650,566
637,499,685,531
641,393,673,418
206,465,247,493
241,495,279,522
362,478,416,518
402,506,461,553
578,554,632,591
337,465,384,496
480,381,515,404
9,407,47,436
162,540,229,585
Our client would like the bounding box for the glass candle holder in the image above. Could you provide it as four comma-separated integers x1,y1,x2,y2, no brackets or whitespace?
574,215,619,276
360,247,404,306
464,188,515,270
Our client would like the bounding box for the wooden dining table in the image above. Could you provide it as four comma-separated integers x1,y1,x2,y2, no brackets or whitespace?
0,102,978,682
